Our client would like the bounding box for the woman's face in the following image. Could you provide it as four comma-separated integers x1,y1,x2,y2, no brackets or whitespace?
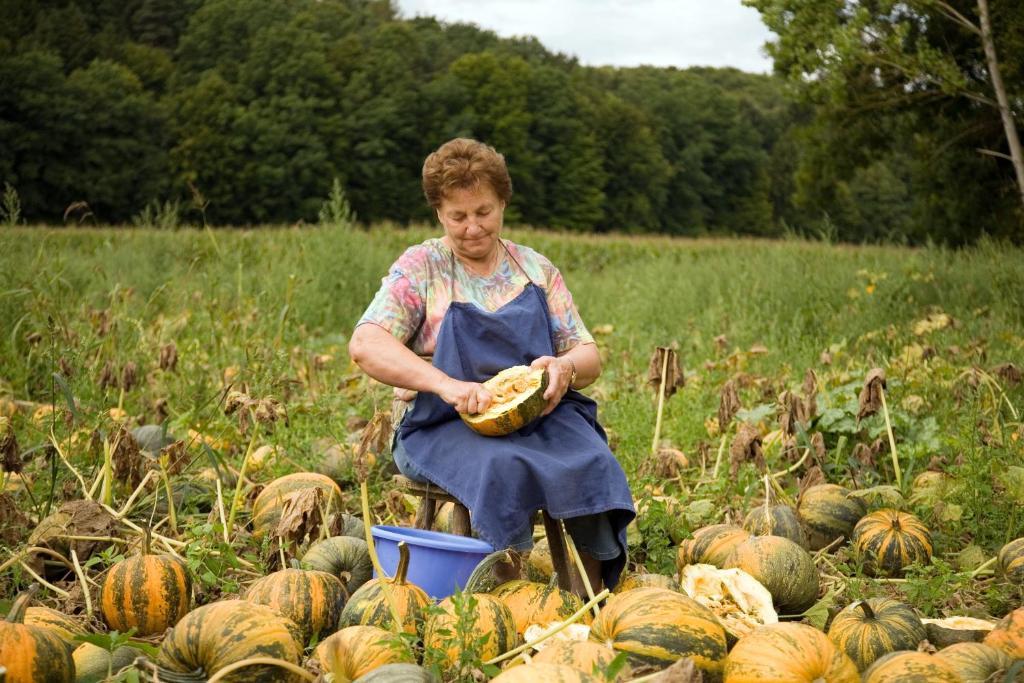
437,184,505,263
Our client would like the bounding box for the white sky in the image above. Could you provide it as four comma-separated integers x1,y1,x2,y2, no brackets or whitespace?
394,0,774,73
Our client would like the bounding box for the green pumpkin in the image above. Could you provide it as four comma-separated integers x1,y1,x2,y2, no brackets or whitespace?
73,643,144,683
935,642,1016,683
827,598,926,671
302,535,374,595
354,663,440,682
338,543,431,637
723,535,820,614
797,484,866,551
742,503,808,548
998,537,1024,585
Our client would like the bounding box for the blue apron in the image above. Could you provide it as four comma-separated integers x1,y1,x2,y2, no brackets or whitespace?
398,244,635,587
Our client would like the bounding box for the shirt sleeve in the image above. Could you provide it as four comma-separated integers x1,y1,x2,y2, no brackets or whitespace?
356,255,427,346
536,254,595,354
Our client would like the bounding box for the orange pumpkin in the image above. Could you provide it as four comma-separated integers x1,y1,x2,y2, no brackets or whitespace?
0,588,75,683
424,593,518,670
861,651,960,682
983,607,1024,659
851,509,932,576
23,606,86,652
677,524,751,570
339,542,431,636
315,625,415,680
251,472,343,539
100,532,192,636
491,580,584,635
724,622,859,683
532,641,629,680
244,567,346,643
936,642,1014,683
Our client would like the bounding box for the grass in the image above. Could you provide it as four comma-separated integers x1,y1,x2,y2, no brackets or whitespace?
1,224,1023,620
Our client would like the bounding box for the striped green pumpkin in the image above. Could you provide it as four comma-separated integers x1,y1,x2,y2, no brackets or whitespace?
862,651,960,682
339,543,431,636
589,587,727,678
302,535,374,595
157,600,304,682
827,598,926,671
998,537,1024,584
742,504,808,548
0,589,75,683
100,546,192,637
935,642,1015,683
491,663,601,682
491,580,584,636
676,524,751,570
797,484,866,551
424,593,517,670
73,643,143,683
316,625,416,681
244,567,346,644
23,606,86,652
724,622,859,683
614,572,680,594
852,509,933,576
251,472,344,539
723,535,820,614
353,663,439,682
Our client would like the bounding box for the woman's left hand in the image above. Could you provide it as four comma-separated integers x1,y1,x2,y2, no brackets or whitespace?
530,355,573,416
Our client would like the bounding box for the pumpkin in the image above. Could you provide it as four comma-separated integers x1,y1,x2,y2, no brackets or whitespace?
424,593,518,669
490,663,601,682
851,509,933,576
589,587,727,677
680,564,777,643
353,663,440,682
827,598,927,671
614,573,679,593
796,484,866,551
723,535,820,614
742,503,807,548
861,651,961,682
460,366,547,437
99,531,192,636
73,642,143,683
532,641,628,679
244,567,346,643
983,607,1024,659
491,580,584,636
23,606,86,651
527,537,554,582
302,535,374,596
339,542,431,636
316,625,415,681
0,588,75,683
251,472,344,539
909,470,954,507
676,524,751,570
923,617,995,647
998,537,1024,584
936,642,1015,683
723,622,859,683
157,600,304,682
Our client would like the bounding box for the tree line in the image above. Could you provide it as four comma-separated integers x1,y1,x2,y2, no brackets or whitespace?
1,0,1020,242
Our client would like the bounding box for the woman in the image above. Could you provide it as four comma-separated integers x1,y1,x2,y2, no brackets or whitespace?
348,138,634,591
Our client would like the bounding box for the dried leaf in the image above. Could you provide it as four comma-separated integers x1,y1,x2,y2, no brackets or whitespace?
224,390,252,415
857,368,886,421
798,465,826,498
729,423,764,476
749,343,769,355
993,362,1022,386
275,487,327,546
159,343,178,372
1,420,21,473
653,658,704,683
643,447,689,479
28,500,119,561
647,347,685,400
718,380,741,431
0,492,29,545
254,396,286,425
111,427,145,489
810,432,826,466
851,442,875,468
160,440,190,476
801,369,818,421
120,362,138,392
98,361,117,391
353,410,392,481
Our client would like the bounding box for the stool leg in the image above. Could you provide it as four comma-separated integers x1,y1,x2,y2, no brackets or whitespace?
415,497,437,530
452,503,472,537
542,511,581,595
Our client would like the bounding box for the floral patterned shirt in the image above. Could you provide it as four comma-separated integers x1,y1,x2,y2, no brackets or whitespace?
357,238,593,356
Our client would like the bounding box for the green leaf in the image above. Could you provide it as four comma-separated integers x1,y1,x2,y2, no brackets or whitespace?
801,587,837,630
52,372,80,423
736,403,775,424
1001,467,1024,505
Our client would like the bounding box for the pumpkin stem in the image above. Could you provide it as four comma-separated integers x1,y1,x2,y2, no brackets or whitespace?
142,526,152,556
4,585,39,623
856,600,876,620
393,542,409,585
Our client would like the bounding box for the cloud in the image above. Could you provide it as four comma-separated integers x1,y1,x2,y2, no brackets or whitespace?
395,0,774,73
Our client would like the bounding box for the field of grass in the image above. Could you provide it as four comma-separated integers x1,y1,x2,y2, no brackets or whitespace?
1,225,1023,675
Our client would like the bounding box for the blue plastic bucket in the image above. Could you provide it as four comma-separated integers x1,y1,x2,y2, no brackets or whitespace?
371,525,494,600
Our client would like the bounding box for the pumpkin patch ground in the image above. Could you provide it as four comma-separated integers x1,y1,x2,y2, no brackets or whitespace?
1,228,1023,681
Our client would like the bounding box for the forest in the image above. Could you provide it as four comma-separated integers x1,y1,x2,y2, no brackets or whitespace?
1,0,1022,243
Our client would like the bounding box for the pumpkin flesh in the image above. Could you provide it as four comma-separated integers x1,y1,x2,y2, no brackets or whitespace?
460,366,547,437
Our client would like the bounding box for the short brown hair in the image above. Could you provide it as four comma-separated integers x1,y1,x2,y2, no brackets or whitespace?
422,138,513,209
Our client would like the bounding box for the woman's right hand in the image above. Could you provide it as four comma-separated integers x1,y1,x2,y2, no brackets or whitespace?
437,376,492,415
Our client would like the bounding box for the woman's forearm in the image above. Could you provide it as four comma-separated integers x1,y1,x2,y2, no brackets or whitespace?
561,342,601,390
348,323,447,393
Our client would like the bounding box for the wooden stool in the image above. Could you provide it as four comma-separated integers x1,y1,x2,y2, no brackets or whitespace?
393,475,581,593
